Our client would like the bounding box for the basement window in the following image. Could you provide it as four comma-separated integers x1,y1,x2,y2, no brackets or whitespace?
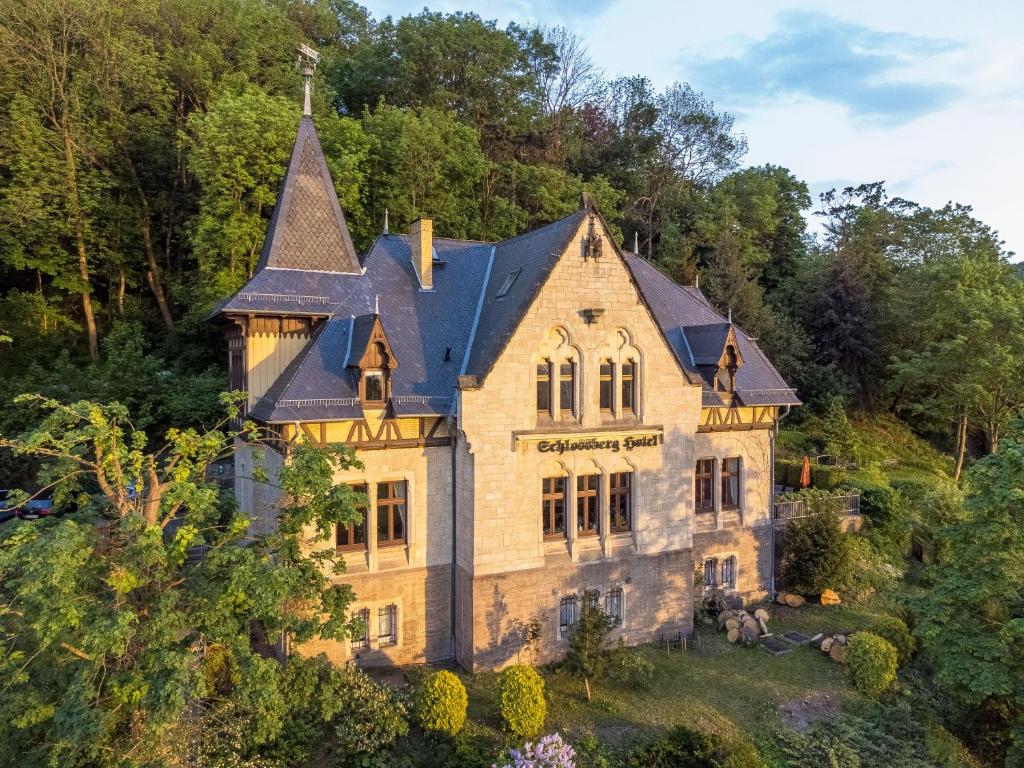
495,268,522,298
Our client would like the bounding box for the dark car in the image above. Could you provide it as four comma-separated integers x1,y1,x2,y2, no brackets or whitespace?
16,498,54,520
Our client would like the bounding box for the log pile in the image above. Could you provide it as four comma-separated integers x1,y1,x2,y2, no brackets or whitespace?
717,607,771,647
817,632,851,663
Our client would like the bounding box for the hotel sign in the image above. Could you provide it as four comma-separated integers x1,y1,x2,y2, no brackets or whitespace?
533,432,663,454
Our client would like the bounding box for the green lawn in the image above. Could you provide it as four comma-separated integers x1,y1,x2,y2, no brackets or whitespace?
443,602,885,761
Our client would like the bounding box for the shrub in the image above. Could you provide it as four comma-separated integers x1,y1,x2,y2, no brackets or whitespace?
499,665,546,738
810,464,847,490
332,665,409,763
416,669,467,737
779,502,852,595
495,733,576,768
847,632,898,697
610,647,655,688
626,725,761,768
866,616,915,664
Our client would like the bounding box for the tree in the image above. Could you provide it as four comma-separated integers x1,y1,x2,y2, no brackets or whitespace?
779,500,852,595
0,394,366,765
563,599,617,703
915,423,1024,764
0,0,162,360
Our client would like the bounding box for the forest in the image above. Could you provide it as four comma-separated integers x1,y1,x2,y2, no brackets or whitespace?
0,1,1022,767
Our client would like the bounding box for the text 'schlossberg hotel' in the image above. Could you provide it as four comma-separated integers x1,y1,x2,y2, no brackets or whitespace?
213,105,799,672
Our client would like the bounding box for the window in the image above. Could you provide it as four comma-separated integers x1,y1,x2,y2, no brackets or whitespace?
609,472,632,533
576,474,599,536
336,483,368,550
559,595,579,636
722,556,737,589
584,589,600,612
621,359,636,414
536,360,552,415
721,458,740,510
559,360,576,417
364,371,385,403
695,459,715,513
718,345,739,392
352,608,370,649
377,604,397,646
605,587,623,626
496,267,522,298
376,480,407,546
599,360,615,412
542,477,567,539
704,557,718,587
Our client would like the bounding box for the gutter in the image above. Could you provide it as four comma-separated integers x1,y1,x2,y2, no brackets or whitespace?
449,413,458,663
769,404,792,599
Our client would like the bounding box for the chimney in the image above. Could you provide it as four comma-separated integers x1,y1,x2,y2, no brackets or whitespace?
411,218,433,290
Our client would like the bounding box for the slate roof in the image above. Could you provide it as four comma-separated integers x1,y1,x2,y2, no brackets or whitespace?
217,114,798,421
256,116,361,274
623,253,801,407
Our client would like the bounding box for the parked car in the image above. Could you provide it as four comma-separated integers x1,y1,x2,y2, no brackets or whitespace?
17,498,54,519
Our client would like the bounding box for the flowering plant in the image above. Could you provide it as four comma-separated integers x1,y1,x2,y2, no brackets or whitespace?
493,732,576,768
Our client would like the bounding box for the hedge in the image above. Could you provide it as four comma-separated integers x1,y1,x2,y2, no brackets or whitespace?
774,460,848,490
866,616,915,664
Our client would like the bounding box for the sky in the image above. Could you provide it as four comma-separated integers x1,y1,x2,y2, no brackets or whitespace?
369,0,1024,256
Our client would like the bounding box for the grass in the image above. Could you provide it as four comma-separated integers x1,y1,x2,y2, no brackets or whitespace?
441,602,886,761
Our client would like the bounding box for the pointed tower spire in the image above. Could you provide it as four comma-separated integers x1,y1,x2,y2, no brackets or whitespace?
254,43,359,275
728,306,733,323
374,294,380,315
633,231,639,255
383,208,389,235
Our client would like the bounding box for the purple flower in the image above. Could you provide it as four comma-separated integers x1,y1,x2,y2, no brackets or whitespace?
493,732,576,768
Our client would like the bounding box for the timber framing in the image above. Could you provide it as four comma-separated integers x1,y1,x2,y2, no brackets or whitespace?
279,415,451,451
698,405,777,432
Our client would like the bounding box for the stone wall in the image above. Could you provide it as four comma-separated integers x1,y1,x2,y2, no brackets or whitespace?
692,523,772,602
462,549,693,672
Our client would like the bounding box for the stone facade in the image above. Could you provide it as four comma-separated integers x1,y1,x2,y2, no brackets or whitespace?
236,214,784,672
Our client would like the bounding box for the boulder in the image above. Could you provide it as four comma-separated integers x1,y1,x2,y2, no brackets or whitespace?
784,593,807,608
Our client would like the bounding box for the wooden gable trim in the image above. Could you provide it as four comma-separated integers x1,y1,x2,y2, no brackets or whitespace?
356,316,399,370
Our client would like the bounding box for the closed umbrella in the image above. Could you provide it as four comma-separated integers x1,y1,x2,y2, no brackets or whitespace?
800,455,811,488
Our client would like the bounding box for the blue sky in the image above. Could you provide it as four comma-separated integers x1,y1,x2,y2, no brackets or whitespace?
370,0,1024,256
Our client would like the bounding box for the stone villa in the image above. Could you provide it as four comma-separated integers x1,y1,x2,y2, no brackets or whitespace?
214,84,800,672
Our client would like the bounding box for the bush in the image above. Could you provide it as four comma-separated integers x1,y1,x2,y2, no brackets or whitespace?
847,632,898,697
416,669,468,737
779,502,852,595
626,726,761,768
866,616,915,664
610,647,654,688
810,464,847,490
332,665,409,764
499,665,546,738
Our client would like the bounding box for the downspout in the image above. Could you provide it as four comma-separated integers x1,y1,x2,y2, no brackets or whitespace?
449,413,458,662
769,404,791,599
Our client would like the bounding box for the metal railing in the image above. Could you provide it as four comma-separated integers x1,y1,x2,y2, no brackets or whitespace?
772,493,861,521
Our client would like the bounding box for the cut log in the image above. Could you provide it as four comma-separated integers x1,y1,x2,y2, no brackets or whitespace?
757,617,769,635
754,608,771,623
821,637,833,653
725,618,741,631
784,593,806,608
820,589,841,606
727,628,740,643
830,643,848,664
717,611,732,631
741,626,760,647
776,592,790,605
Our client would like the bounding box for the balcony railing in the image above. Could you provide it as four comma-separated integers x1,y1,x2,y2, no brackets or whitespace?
772,493,861,521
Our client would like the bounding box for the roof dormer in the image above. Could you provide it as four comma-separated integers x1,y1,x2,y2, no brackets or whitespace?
347,314,399,406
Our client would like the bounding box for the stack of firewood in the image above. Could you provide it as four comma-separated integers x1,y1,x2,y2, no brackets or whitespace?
817,632,851,663
717,607,771,647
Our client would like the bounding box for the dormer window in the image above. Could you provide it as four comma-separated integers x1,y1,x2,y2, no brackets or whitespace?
351,316,398,407
717,344,739,393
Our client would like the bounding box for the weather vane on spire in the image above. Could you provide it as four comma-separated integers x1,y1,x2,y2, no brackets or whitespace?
297,43,320,117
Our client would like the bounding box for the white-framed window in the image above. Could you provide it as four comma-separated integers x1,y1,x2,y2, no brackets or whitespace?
378,603,398,646
559,594,579,637
605,587,623,626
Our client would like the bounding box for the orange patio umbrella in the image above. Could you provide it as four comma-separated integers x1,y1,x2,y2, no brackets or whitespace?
800,455,811,488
